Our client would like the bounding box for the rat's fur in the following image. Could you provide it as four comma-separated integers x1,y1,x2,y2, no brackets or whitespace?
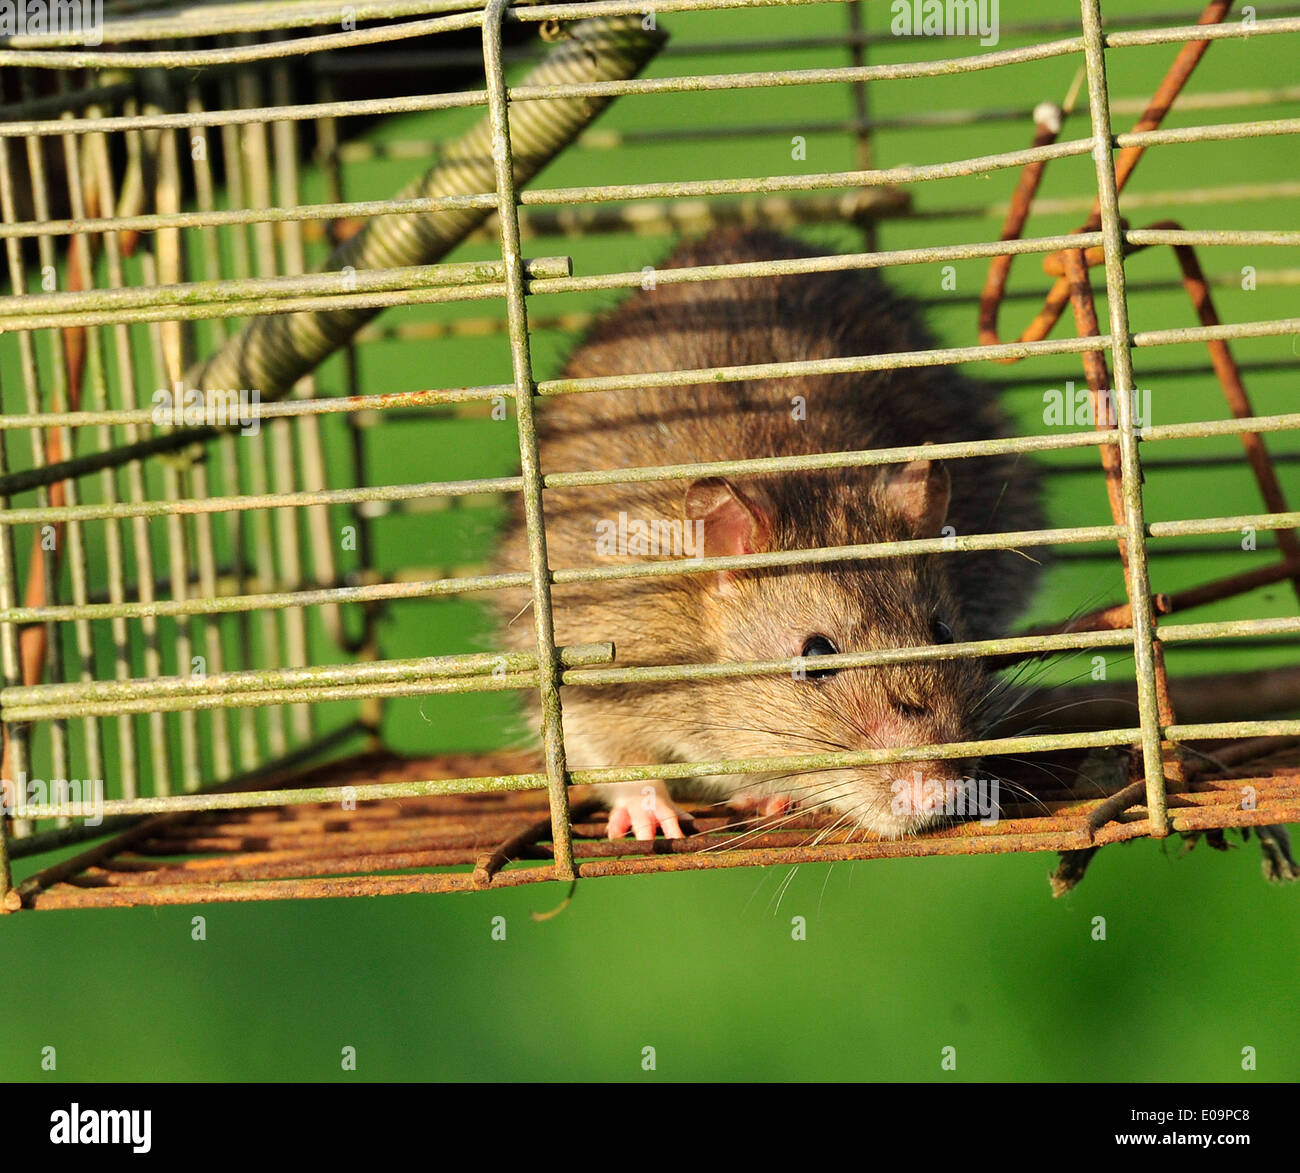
491,227,1044,835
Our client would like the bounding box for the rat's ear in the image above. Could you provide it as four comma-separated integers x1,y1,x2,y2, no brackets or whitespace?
684,476,771,558
882,459,950,538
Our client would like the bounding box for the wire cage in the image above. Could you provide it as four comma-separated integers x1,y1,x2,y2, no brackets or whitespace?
0,0,1298,911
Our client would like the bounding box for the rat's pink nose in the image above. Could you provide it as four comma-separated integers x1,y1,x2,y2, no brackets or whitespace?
889,763,959,820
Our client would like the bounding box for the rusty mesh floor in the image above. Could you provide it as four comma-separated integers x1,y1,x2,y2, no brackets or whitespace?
6,743,1299,910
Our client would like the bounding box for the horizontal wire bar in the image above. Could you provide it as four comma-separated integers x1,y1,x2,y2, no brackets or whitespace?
4,5,1295,75
30,613,1296,723
0,479,525,527
1105,14,1300,48
45,0,1294,50
1167,720,1300,740
6,384,1298,450
0,387,514,431
561,618,1300,690
3,233,1294,337
17,792,1300,901
14,705,1300,819
22,610,1288,721
1159,617,1300,643
1,0,829,50
0,257,571,318
0,10,486,68
5,433,1114,527
318,5,1300,68
0,230,1113,332
0,524,1114,624
0,142,1091,239
1137,413,1300,443
2,643,615,706
530,316,1300,400
33,617,1300,721
1124,229,1300,248
0,40,1085,135
56,0,1254,50
0,574,529,624
0,88,493,141
465,86,1300,147
28,0,488,44
3,671,553,721
1131,317,1300,349
3,413,1298,527
1116,116,1300,149
3,498,1295,626
537,334,1120,396
0,194,499,242
529,231,1113,294
275,265,1300,348
0,280,532,334
1149,511,1300,538
8,120,1297,244
10,4,1294,77
7,727,1144,820
5,720,373,851
543,430,1121,489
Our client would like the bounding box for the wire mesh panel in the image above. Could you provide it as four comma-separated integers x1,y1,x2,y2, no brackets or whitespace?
0,0,1297,910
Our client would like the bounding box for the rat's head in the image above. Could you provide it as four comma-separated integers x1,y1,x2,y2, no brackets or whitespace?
683,462,990,836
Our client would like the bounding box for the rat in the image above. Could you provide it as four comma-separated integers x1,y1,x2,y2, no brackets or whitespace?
491,227,1044,840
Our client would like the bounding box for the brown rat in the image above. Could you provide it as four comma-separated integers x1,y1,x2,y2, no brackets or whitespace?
492,227,1044,839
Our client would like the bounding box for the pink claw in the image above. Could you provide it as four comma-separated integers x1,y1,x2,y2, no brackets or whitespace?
731,793,793,819
604,784,692,841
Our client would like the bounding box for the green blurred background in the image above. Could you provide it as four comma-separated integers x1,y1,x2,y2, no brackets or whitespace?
2,0,1298,1081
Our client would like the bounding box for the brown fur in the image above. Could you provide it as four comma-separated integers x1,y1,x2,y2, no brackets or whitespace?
491,228,1044,832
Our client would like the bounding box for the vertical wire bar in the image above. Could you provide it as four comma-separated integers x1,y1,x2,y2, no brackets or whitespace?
17,76,81,822
94,110,172,797
248,63,312,745
139,245,201,790
184,85,237,783
314,71,385,747
0,273,26,893
233,61,291,758
50,86,108,820
0,770,9,898
271,61,343,680
218,68,267,771
0,120,56,835
1079,0,1169,833
483,0,575,879
143,96,202,792
0,342,20,888
59,88,134,805
845,0,877,252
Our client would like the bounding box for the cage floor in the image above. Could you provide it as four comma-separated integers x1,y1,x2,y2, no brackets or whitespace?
7,744,1299,910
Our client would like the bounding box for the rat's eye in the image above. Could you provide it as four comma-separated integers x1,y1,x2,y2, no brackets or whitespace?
931,619,955,645
800,635,839,680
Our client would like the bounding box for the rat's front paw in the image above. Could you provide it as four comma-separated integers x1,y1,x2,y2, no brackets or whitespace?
603,782,694,841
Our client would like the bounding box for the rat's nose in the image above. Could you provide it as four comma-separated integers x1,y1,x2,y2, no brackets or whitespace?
889,762,962,822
